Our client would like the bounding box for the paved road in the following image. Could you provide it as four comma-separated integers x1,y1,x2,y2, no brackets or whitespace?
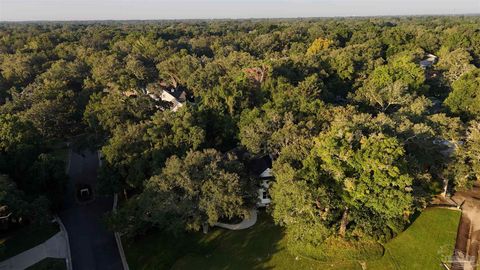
59,150,123,270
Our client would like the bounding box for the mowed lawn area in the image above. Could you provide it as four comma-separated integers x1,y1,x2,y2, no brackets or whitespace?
123,208,461,270
368,208,461,270
0,222,60,261
123,212,363,270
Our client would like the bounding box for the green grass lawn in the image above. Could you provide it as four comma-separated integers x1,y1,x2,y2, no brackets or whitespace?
26,258,66,270
0,222,60,261
124,212,367,270
123,208,461,270
368,208,461,270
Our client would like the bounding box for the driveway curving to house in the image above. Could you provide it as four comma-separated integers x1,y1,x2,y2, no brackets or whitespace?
0,231,67,270
214,209,258,230
59,150,123,270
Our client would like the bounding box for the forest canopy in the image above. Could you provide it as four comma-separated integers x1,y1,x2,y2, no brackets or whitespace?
0,16,479,257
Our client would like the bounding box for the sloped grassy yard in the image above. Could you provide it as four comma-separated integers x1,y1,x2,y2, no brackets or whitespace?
368,208,461,270
169,215,373,270
123,208,460,270
123,212,364,270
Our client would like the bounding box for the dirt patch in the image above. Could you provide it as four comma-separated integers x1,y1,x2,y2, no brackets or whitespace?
455,215,471,254
451,182,480,270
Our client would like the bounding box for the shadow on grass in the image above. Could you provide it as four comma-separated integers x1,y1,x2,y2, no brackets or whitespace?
26,258,66,270
124,212,283,270
124,212,378,270
0,222,59,261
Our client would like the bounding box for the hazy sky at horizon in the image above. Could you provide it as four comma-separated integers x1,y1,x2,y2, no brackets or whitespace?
1,0,479,21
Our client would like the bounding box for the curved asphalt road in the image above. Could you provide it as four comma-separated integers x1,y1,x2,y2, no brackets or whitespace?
59,150,123,270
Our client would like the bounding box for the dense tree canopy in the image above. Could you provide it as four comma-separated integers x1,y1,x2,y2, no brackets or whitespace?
444,68,480,119
143,149,251,231
0,16,479,258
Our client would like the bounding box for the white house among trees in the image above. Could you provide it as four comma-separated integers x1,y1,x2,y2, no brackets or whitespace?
248,155,273,207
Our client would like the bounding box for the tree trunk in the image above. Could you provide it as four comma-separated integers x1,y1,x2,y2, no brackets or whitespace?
339,207,349,238
441,177,448,198
202,222,209,234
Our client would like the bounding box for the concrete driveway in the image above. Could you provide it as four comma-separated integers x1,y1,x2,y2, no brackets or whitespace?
59,150,123,270
0,231,68,270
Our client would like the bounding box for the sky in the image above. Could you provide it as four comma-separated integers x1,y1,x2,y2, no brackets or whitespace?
0,0,479,21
